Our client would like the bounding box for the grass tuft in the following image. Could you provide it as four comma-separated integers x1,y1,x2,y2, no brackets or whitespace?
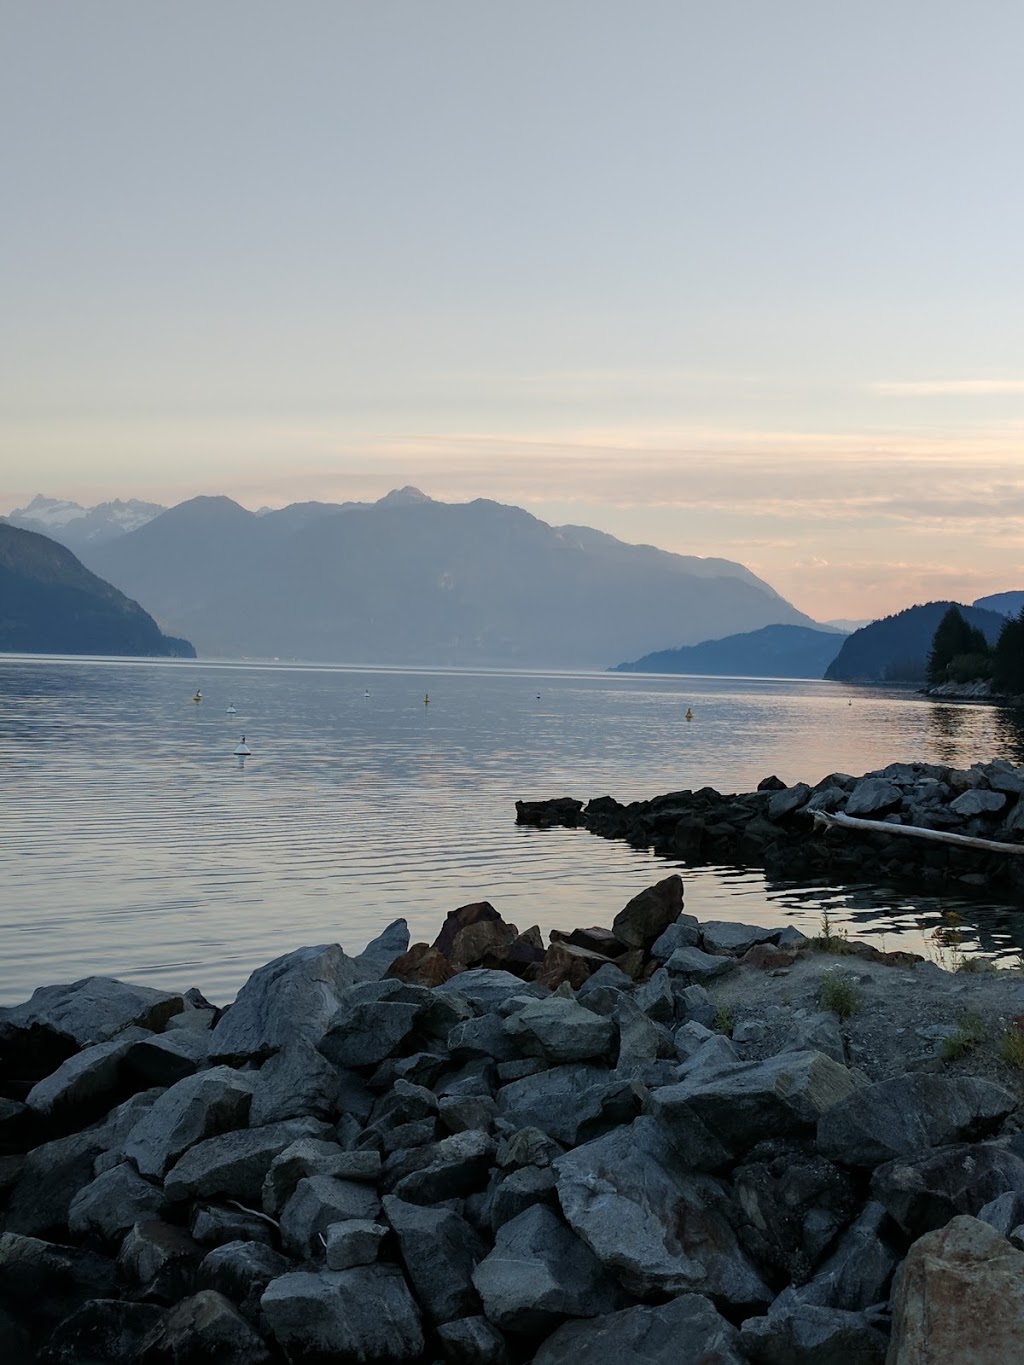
818,970,860,1020
811,908,851,956
941,1013,984,1062
712,1004,734,1036
998,1023,1024,1070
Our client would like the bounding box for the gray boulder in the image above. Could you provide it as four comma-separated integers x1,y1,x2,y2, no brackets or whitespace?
354,918,410,978
261,1264,424,1363
472,1204,625,1335
497,1065,640,1147
248,1039,341,1126
739,1303,888,1364
67,1162,168,1244
124,1029,210,1086
774,1201,897,1314
652,1050,857,1165
25,1030,151,1125
845,779,902,818
782,1012,846,1065
318,980,426,1068
503,996,615,1064
700,921,778,955
533,1293,744,1364
435,1315,511,1365
768,783,813,819
262,1138,380,1217
384,1194,487,1323
613,995,663,1079
0,977,183,1080
124,1066,254,1178
448,1014,519,1063
0,1231,117,1337
650,917,701,962
437,969,538,1011
197,1240,290,1323
488,1166,558,1230
818,1075,1015,1168
324,1219,387,1271
5,1126,124,1238
950,788,1007,817
633,967,675,1023
279,1175,381,1259
209,944,362,1063
164,1117,331,1205
116,1219,203,1303
871,1142,1024,1239
554,1117,770,1309
664,946,736,981
385,1129,496,1205
39,1299,163,1364
136,1288,272,1364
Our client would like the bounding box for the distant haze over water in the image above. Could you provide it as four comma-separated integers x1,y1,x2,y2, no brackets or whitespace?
2,657,1023,1005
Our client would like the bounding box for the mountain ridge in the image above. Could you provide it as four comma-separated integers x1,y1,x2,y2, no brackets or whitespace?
611,623,847,678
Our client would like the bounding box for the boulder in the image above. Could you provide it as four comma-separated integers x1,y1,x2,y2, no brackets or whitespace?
533,1293,745,1365
818,1075,1015,1168
435,1315,511,1365
385,1129,496,1205
386,942,456,986
433,902,519,970
38,1300,164,1365
189,1204,276,1249
25,1031,150,1126
497,1065,640,1147
611,875,684,950
208,944,362,1063
384,1194,487,1323
354,918,410,978
651,1050,857,1166
664,946,736,981
262,1139,381,1217
554,1117,770,1309
261,1264,424,1363
317,981,426,1068
0,977,183,1082
124,1029,210,1086
844,779,902,818
197,1240,290,1323
436,969,536,1011
739,1303,888,1364
613,995,663,1079
488,1165,558,1229
279,1175,382,1259
123,1066,254,1178
782,1012,846,1065
650,918,701,962
67,1162,168,1245
700,921,778,955
472,1204,625,1335
324,1219,387,1271
448,1014,519,1063
774,1200,897,1314
247,1039,341,1126
117,1220,203,1304
503,996,615,1064
768,783,813,819
136,1289,272,1364
5,1126,125,1238
0,1232,116,1337
163,1117,331,1205
949,789,1007,818
536,940,611,991
887,1215,1024,1364
871,1142,1024,1240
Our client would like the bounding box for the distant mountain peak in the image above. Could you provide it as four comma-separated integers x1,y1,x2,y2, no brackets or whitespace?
376,486,433,506
12,494,89,526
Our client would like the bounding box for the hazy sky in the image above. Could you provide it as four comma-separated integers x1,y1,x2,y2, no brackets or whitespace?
4,1,1024,621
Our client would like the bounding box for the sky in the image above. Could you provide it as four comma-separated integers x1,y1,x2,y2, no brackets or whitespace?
3,0,1024,623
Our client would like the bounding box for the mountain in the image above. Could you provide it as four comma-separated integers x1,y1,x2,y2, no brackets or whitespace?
824,601,1007,683
0,523,195,657
8,494,166,551
611,624,848,678
80,489,818,667
973,591,1024,619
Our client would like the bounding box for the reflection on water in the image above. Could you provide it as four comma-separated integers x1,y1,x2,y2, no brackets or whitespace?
2,655,1024,1004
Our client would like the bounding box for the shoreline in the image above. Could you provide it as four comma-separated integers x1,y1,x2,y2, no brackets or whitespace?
3,885,1024,1362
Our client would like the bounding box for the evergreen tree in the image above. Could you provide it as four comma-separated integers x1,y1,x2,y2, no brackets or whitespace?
927,606,986,684
993,608,1024,695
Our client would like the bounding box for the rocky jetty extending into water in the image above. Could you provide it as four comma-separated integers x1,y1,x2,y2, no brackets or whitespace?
3,890,1024,1363
517,759,1024,899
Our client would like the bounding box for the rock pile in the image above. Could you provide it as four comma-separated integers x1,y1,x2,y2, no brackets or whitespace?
517,758,1024,896
2,883,1024,1363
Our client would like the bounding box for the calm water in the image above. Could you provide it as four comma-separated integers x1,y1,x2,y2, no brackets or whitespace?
3,656,1024,1006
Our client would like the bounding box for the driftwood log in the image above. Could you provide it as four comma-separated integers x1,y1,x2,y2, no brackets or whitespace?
813,809,1024,856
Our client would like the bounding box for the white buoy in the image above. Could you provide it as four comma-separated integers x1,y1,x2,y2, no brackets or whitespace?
234,736,251,756
227,703,236,715
193,690,202,703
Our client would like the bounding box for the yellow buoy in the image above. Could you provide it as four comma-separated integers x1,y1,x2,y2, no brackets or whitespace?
685,707,693,721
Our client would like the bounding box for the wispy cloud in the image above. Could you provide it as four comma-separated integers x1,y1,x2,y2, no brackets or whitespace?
871,379,1024,396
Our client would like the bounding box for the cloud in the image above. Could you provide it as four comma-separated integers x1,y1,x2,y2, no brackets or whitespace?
871,379,1024,396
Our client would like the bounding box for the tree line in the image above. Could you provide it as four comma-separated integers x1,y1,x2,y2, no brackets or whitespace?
928,605,1024,693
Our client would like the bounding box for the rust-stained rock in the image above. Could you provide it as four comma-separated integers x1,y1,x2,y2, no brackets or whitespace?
611,876,684,951
554,927,629,959
386,944,455,987
433,903,519,970
536,941,610,991
888,1215,1024,1364
742,943,799,971
483,926,546,979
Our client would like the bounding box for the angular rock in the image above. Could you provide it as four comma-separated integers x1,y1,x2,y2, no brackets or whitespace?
197,1240,290,1322
190,1204,276,1249
613,995,662,1079
0,1232,116,1337
611,875,684,950
651,1050,857,1167
448,1014,519,1063
39,1300,164,1365
439,1094,497,1135
844,778,902,818
3,1123,126,1238
67,1162,168,1245
497,1065,640,1147
536,940,611,991
633,967,675,1023
164,1117,331,1205
776,1201,897,1314
209,943,362,1063
318,980,426,1068
279,1174,381,1259
949,788,1007,818
888,1215,1024,1365
354,918,410,978
782,1012,846,1065
577,962,633,998
385,1129,495,1205
25,1031,149,1126
0,977,183,1082
554,1117,770,1309
436,969,535,1011
434,902,519,970
261,1264,424,1363
436,1315,511,1365
472,1204,624,1335
262,1139,381,1217
384,1194,487,1323
488,1165,558,1229
503,996,615,1064
248,1039,341,1126
650,917,701,962
124,1066,254,1178
124,1029,210,1086
533,1293,745,1365
739,1303,888,1364
768,783,812,819
324,1219,387,1270
872,1142,1024,1239
117,1220,203,1304
818,1075,1015,1169
136,1289,272,1364
700,921,778,955
664,945,736,981
386,942,456,986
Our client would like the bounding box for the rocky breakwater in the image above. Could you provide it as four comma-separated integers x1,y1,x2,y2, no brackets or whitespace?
3,881,1024,1363
518,758,1024,897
